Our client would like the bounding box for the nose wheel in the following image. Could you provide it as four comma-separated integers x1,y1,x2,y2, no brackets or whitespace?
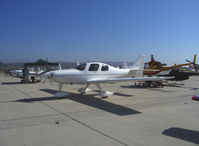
99,91,114,98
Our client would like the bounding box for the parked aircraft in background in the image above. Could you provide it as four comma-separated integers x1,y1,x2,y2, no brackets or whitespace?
7,68,45,83
144,54,197,76
157,68,199,85
41,55,173,98
8,69,42,78
9,69,23,77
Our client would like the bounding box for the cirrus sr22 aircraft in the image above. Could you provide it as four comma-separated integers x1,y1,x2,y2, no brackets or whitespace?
41,55,173,98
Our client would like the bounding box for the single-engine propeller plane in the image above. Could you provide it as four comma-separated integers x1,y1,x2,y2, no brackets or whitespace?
41,55,173,98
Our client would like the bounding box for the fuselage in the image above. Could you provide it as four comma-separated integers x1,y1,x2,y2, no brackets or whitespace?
42,62,131,84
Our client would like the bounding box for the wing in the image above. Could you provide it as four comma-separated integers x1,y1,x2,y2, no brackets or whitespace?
87,76,174,84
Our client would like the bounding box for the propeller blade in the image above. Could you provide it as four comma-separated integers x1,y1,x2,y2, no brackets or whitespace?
49,79,53,86
186,60,191,63
58,83,63,91
43,77,53,86
43,78,46,84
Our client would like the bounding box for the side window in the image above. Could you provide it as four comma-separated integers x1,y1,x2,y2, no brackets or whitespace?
101,65,109,71
89,64,99,71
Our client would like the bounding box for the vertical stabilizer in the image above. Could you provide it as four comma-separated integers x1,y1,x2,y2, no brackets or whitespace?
193,54,197,72
193,54,197,64
129,55,145,76
131,55,145,70
58,62,62,70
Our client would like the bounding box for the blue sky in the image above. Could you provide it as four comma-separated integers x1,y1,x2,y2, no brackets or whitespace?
0,0,199,64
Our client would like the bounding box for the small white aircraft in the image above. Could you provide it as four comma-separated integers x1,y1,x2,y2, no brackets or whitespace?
9,69,23,77
41,55,173,98
9,69,44,78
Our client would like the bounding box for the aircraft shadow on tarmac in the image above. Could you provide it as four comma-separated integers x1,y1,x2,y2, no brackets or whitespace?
120,85,146,89
162,127,199,144
120,85,174,93
14,89,141,116
1,82,23,85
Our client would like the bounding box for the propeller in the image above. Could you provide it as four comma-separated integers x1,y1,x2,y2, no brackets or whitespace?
43,78,46,84
43,77,53,86
41,71,54,86
185,60,191,63
49,78,53,86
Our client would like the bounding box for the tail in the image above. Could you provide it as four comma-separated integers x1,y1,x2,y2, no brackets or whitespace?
186,54,197,72
193,54,197,72
193,54,196,65
58,62,62,70
129,55,145,76
130,55,145,70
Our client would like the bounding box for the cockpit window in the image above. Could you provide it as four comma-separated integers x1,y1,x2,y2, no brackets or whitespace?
101,65,109,71
76,64,86,71
89,64,99,71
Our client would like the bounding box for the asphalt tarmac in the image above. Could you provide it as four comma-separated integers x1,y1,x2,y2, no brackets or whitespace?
0,73,199,146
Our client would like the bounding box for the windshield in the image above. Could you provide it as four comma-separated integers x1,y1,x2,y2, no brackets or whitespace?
76,64,86,71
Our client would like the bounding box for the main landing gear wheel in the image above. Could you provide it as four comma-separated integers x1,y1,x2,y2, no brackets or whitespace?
100,91,114,98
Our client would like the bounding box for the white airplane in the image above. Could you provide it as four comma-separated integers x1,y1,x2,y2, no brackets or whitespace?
9,69,44,78
9,69,23,77
41,55,173,98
